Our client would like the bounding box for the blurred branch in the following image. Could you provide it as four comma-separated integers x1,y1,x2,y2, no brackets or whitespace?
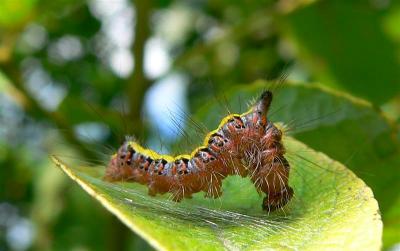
102,0,155,249
275,0,318,14
127,0,153,135
0,34,17,62
0,61,98,161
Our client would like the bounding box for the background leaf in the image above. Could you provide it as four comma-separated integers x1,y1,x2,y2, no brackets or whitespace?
0,0,37,28
278,1,400,104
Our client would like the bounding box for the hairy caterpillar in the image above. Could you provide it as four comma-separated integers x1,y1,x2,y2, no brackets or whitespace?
104,91,293,211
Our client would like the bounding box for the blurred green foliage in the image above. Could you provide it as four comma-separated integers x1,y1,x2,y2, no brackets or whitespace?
0,0,399,250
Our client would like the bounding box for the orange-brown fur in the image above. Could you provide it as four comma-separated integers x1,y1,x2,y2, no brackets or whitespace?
104,91,293,211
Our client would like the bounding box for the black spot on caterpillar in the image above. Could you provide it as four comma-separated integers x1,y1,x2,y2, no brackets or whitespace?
104,90,293,211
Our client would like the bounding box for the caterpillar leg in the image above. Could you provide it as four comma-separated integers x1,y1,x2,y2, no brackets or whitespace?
148,188,157,197
148,183,158,197
262,186,293,211
171,189,184,202
170,185,194,202
204,178,223,199
204,185,223,199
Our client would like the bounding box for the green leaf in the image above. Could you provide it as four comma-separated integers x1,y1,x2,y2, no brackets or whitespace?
277,1,400,104
52,135,381,250
0,0,37,27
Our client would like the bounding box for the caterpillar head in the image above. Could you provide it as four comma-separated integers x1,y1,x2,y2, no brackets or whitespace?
255,90,272,116
104,141,131,181
245,90,272,129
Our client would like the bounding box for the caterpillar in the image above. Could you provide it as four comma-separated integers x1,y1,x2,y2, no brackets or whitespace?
104,90,293,211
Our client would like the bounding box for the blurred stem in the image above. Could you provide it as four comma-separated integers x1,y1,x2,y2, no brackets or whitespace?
107,1,155,249
0,61,98,161
127,0,153,135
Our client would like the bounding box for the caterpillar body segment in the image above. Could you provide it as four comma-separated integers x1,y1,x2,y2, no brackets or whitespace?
105,91,293,210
